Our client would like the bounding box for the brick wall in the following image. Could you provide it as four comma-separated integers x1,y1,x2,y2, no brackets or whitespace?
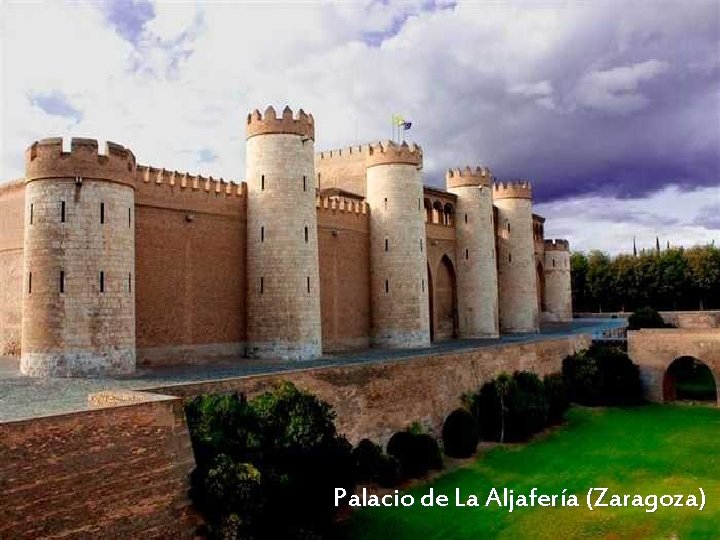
0,180,24,354
134,183,247,365
149,334,591,445
317,200,371,351
0,395,197,538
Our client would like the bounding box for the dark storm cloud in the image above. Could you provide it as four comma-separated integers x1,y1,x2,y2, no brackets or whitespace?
405,0,720,204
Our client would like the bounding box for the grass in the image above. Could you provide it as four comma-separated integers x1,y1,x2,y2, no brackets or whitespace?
344,405,720,539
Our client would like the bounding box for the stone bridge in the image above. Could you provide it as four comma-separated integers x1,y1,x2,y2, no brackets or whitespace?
627,329,720,404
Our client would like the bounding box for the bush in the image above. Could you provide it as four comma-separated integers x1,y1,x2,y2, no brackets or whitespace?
469,372,551,443
353,439,401,487
387,430,442,479
563,344,644,406
544,374,570,425
185,383,355,539
628,306,671,330
442,409,479,458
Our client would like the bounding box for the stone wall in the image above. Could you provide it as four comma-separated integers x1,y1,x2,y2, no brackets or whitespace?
366,154,430,348
0,394,196,538
627,329,720,403
0,180,24,355
21,179,136,376
494,188,539,333
246,130,322,360
149,333,591,444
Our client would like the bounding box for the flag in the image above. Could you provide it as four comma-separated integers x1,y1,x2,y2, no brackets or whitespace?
402,121,412,130
392,114,405,126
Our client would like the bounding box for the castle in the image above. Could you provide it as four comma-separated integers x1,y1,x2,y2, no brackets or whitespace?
0,106,572,377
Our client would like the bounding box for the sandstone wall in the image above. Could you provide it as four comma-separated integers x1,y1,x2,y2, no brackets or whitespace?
246,132,322,359
22,179,136,376
149,333,591,444
134,177,246,365
317,197,371,351
543,245,572,322
448,183,499,338
0,180,24,355
494,191,539,333
0,394,196,538
366,161,430,347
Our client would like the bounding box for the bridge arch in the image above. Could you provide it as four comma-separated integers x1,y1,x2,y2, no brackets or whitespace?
663,356,718,403
627,329,720,406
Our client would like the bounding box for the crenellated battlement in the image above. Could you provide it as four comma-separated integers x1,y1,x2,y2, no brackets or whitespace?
446,165,493,189
316,144,371,161
493,180,532,200
25,137,136,187
134,165,245,197
246,105,314,141
544,238,570,251
366,140,423,169
316,195,369,215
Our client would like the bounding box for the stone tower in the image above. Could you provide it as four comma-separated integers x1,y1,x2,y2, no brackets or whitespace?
446,166,499,337
245,106,322,359
543,239,573,322
494,181,539,333
21,138,136,376
365,141,430,348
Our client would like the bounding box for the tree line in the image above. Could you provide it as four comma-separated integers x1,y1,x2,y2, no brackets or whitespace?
571,244,720,313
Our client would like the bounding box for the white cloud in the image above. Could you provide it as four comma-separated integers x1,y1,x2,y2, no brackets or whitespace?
575,59,670,114
536,186,720,254
1,0,718,253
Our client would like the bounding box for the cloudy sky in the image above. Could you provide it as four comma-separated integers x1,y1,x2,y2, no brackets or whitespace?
2,0,718,253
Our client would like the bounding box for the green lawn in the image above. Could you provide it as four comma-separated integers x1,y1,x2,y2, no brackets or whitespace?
344,406,720,539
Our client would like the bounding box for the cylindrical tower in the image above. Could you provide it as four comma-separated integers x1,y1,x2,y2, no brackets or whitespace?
245,106,322,360
446,166,499,338
543,239,573,322
494,181,539,333
366,141,430,348
21,138,136,376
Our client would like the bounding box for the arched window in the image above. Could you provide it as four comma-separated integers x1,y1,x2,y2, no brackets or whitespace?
432,201,443,224
443,203,454,226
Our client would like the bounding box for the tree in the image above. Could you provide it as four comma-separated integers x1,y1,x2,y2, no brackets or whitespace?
686,245,720,309
586,251,611,312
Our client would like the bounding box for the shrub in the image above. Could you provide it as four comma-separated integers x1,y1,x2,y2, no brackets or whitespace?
353,439,401,487
544,374,570,425
185,383,355,539
469,372,550,443
506,372,548,440
563,344,644,406
442,408,479,458
628,306,671,330
387,430,442,479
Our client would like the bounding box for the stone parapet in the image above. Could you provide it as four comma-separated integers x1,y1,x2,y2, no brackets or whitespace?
545,238,570,251
366,141,423,169
446,166,493,189
493,180,532,200
25,137,136,187
246,105,314,140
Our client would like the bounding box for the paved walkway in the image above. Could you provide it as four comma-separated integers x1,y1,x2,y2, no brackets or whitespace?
0,318,625,422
